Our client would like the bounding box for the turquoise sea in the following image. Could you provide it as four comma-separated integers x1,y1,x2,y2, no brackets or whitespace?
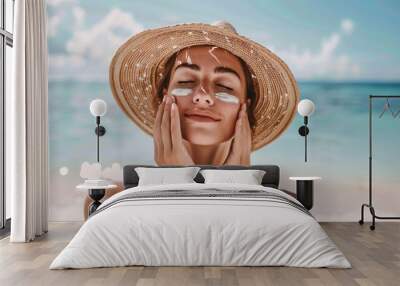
49,81,400,193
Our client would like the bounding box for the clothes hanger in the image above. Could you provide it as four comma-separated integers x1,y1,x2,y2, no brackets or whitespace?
394,107,400,119
378,97,396,118
390,99,400,118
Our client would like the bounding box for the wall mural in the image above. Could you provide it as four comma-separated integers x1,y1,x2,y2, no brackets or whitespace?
47,0,400,221
109,22,299,165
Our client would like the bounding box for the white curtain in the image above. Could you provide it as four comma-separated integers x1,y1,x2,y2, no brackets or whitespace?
7,0,49,242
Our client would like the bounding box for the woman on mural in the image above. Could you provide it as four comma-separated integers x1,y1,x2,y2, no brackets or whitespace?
84,21,301,219
152,45,254,165
110,21,300,166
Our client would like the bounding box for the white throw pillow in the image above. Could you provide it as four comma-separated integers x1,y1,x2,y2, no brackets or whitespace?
200,169,266,185
135,167,201,186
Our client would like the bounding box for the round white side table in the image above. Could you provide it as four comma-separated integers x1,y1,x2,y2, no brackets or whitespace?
76,180,117,216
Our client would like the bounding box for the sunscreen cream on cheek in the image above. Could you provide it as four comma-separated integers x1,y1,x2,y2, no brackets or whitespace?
171,88,193,97
215,92,240,104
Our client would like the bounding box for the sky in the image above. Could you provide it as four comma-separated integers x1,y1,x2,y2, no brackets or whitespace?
47,0,400,82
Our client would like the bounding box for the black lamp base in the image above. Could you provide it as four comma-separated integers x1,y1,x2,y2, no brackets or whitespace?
296,180,313,210
88,189,105,216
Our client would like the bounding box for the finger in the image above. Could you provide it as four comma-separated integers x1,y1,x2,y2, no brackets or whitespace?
238,104,250,158
225,104,249,165
170,102,183,149
242,103,251,142
153,98,166,163
170,105,195,164
242,103,249,124
161,95,173,153
231,114,243,157
154,97,166,135
240,104,251,165
233,105,248,162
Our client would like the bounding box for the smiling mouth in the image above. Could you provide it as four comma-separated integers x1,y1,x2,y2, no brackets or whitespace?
184,111,222,123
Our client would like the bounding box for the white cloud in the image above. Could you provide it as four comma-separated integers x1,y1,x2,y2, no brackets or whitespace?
47,0,76,6
341,19,354,35
275,19,360,80
321,33,340,58
48,53,88,80
67,9,143,61
49,10,359,81
102,163,123,183
47,0,83,38
47,13,62,37
72,6,85,30
79,162,123,182
80,162,102,179
49,7,144,81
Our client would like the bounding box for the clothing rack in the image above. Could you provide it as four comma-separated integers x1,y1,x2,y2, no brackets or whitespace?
359,95,400,230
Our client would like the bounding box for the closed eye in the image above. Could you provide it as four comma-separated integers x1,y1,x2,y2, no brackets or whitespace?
178,80,195,84
216,83,233,91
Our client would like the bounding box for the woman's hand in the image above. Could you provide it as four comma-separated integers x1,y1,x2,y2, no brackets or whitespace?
153,95,194,165
224,103,251,165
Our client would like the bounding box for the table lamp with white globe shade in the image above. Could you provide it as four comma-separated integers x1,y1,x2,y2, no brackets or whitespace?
297,99,315,162
89,99,107,163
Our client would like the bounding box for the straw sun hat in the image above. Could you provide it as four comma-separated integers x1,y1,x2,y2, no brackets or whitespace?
109,21,300,150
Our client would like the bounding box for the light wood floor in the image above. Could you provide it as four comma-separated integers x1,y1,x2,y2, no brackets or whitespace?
0,222,399,286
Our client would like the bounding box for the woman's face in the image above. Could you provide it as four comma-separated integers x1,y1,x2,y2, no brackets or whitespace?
164,46,247,146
